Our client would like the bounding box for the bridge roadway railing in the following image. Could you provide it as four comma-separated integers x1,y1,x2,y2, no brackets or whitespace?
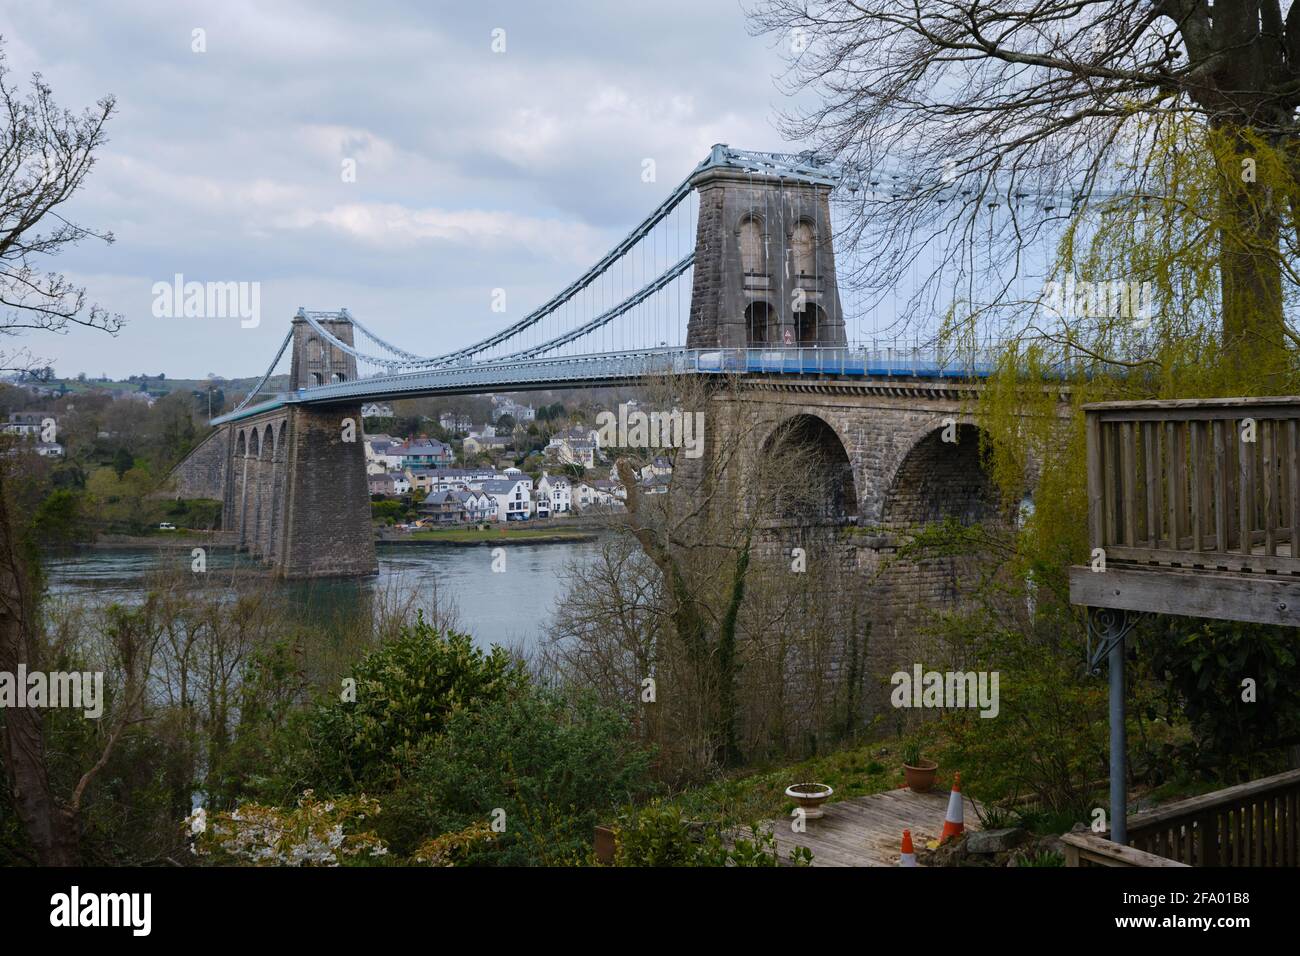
211,346,1001,424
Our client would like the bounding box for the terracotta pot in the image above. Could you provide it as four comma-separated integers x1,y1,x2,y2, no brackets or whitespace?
903,760,939,793
785,782,834,820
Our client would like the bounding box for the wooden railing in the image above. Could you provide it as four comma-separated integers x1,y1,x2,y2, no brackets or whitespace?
1123,768,1300,866
1061,831,1189,867
1064,770,1300,866
1086,397,1300,574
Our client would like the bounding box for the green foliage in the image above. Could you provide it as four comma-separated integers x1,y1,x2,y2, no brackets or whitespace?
932,605,1108,817
291,616,523,794
1141,618,1300,781
1019,849,1064,867
382,689,656,864
612,800,810,867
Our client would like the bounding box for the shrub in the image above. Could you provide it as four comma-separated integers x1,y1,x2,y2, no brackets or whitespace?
382,689,655,864
612,800,811,867
292,615,523,794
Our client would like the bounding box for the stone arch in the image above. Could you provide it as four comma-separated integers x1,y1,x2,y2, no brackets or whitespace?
882,422,1002,529
331,371,345,383
276,421,288,460
759,413,858,523
248,427,260,458
234,430,247,457
795,302,824,346
745,300,774,347
261,423,274,459
310,371,323,387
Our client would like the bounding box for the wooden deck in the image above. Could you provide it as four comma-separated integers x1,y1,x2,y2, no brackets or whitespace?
760,787,980,866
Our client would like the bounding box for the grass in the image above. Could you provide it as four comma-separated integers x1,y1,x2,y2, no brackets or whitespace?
668,737,934,827
404,526,595,544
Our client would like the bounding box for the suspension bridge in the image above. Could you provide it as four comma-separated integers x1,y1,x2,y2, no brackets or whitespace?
174,143,1093,577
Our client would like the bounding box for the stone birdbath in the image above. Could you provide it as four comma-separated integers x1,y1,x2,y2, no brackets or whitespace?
785,782,834,820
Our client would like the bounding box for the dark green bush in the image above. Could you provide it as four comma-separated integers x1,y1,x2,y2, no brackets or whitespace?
381,689,655,864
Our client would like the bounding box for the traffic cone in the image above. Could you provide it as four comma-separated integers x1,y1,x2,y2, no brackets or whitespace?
898,829,917,866
938,772,964,843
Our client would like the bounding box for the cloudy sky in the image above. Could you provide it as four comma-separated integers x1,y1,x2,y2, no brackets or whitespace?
1,0,801,379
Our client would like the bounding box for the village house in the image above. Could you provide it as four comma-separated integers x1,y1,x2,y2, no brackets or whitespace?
397,437,454,468
437,411,473,432
491,395,535,423
480,477,533,522
410,466,501,492
536,472,572,515
364,435,404,475
368,473,411,497
3,411,54,437
545,426,602,469
361,402,393,418
573,478,625,511
463,433,511,457
419,488,493,525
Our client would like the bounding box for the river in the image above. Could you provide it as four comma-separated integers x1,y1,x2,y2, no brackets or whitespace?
42,540,603,656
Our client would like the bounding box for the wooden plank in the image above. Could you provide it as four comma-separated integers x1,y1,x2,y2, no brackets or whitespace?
1215,419,1230,552
1061,832,1188,867
1103,543,1300,575
1240,419,1256,556
1145,421,1159,547
1087,412,1105,550
1122,421,1138,546
1168,421,1183,555
1069,565,1300,627
1292,421,1300,549
1190,420,1204,552
1264,421,1277,555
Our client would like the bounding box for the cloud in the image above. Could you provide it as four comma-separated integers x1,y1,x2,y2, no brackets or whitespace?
0,0,796,377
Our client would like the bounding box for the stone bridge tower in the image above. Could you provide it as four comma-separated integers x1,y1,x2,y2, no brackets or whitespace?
290,309,360,390
686,146,847,350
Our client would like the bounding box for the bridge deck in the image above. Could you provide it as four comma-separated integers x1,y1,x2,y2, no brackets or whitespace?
759,787,979,866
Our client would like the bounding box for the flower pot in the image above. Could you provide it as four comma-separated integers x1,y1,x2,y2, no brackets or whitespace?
903,760,939,793
785,782,834,820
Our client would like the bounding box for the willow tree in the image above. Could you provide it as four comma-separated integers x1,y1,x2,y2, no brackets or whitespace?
748,1,1300,387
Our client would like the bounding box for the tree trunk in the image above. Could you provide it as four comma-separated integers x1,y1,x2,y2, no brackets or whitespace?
0,474,81,865
1216,123,1287,389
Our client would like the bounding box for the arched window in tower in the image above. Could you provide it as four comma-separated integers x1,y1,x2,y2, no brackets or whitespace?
739,217,767,276
792,221,816,278
745,301,773,346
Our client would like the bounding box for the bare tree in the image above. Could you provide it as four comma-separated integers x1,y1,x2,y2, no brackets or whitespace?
748,1,1300,380
0,38,120,372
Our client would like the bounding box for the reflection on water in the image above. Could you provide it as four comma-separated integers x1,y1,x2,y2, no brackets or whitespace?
42,541,602,655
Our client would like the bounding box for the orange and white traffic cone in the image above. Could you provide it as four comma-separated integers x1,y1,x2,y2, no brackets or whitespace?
939,772,964,843
898,829,917,866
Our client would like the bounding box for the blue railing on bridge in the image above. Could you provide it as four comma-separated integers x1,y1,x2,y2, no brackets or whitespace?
210,347,1002,425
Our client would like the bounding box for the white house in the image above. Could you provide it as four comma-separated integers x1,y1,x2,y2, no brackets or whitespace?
481,478,532,522
536,472,572,515
364,435,404,475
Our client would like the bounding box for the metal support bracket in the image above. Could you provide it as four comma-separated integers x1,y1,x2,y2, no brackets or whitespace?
1085,607,1143,675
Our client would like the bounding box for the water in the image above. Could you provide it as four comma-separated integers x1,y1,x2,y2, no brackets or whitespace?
42,540,602,655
